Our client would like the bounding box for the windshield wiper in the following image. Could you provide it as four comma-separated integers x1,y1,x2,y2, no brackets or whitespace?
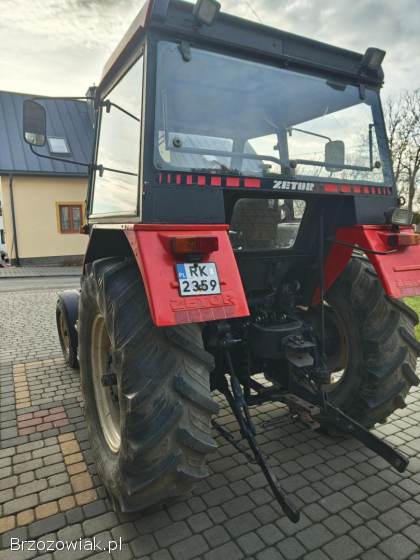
191,166,242,175
170,146,288,167
171,146,380,173
291,158,380,172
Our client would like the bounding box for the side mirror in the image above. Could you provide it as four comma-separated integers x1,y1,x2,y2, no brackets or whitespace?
325,140,345,172
23,100,46,147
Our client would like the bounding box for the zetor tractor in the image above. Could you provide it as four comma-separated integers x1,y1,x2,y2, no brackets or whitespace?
23,0,420,522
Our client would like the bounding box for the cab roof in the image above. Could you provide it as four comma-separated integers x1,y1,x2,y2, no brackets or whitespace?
99,0,385,95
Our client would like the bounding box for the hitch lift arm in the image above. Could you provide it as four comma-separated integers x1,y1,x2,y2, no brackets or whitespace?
215,334,300,523
286,377,409,474
214,334,409,523
321,401,408,473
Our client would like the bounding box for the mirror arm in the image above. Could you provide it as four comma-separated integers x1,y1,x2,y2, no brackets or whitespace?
95,165,138,178
100,100,140,122
31,95,95,102
28,144,90,168
288,127,332,142
28,146,137,177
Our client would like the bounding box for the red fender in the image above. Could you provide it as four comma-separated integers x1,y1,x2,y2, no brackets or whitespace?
316,225,420,303
124,224,249,326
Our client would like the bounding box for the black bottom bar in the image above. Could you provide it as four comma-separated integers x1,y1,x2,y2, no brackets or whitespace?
321,401,408,473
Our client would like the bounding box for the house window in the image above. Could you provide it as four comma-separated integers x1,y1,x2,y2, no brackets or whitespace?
58,204,83,234
48,137,70,154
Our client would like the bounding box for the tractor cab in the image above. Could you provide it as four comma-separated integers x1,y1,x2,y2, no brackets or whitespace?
70,0,418,312
87,0,394,233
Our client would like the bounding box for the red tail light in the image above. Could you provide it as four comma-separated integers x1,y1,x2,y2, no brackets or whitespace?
170,236,219,255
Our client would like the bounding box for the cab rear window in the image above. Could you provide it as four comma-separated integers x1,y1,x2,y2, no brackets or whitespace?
229,198,305,250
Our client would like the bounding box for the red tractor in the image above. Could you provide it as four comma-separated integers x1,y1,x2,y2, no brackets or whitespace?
23,0,420,522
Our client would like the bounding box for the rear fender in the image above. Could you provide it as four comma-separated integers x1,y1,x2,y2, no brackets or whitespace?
316,225,420,303
125,224,249,326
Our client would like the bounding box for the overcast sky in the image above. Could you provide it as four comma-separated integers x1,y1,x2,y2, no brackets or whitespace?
1,0,419,99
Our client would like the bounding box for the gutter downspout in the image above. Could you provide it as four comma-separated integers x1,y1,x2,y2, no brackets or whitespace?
9,173,20,266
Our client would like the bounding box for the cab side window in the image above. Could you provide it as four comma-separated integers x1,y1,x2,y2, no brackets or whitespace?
91,56,143,216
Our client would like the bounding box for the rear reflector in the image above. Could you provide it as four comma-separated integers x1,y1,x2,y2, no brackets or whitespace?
170,236,219,255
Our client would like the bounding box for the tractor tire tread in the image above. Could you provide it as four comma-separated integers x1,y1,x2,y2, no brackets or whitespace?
326,257,418,427
79,257,217,513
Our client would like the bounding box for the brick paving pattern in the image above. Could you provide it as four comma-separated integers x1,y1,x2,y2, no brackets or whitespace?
0,267,81,279
17,406,70,435
0,286,419,559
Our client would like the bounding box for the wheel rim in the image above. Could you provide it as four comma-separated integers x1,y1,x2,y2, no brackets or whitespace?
91,315,121,453
58,310,70,360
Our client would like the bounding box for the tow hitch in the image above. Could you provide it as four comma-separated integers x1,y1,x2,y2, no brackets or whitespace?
213,328,409,523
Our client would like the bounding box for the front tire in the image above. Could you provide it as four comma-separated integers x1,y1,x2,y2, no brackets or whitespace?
56,293,79,370
323,257,419,427
78,257,218,512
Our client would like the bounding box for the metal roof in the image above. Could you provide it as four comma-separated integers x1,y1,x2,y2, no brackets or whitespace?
0,91,94,176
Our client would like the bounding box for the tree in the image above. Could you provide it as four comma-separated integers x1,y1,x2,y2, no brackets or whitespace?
385,89,420,211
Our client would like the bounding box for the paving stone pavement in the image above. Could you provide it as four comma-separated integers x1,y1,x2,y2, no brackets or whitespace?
0,287,419,559
0,267,82,279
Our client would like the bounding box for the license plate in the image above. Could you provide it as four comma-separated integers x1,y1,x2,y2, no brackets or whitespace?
176,262,221,296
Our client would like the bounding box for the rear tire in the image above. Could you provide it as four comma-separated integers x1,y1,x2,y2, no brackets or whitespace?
78,257,218,512
324,257,419,427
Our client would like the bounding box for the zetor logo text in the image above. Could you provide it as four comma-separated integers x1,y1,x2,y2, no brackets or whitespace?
272,180,315,192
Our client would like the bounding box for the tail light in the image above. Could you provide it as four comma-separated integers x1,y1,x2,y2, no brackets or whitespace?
389,232,420,247
170,236,219,256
